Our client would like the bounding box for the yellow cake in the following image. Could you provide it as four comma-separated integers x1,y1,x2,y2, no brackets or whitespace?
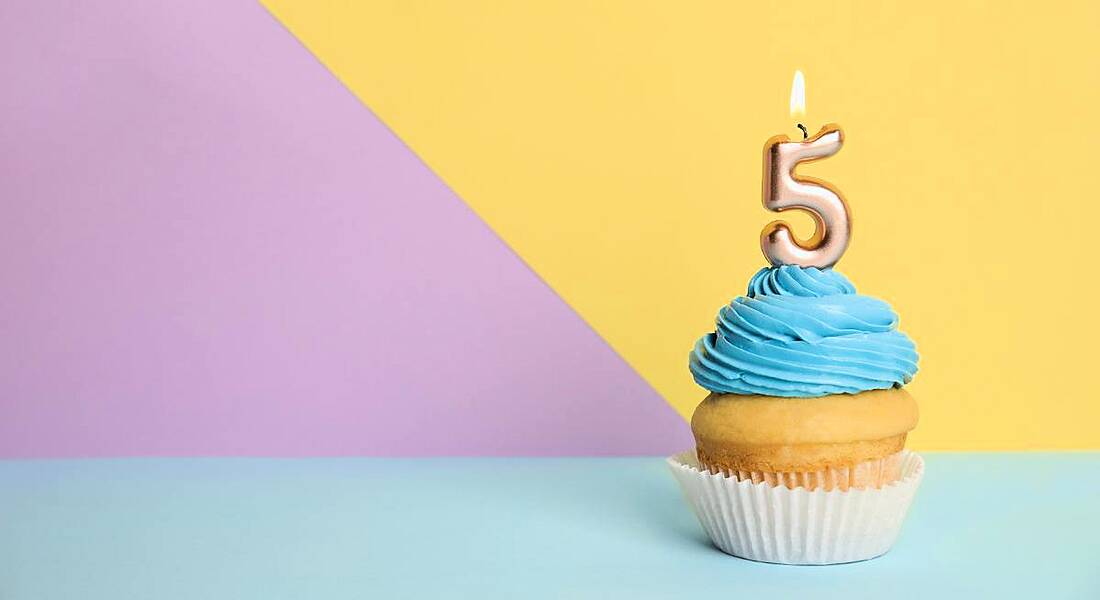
692,388,917,490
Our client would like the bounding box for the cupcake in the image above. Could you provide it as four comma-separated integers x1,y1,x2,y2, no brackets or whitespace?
688,265,919,491
667,112,924,563
668,264,924,564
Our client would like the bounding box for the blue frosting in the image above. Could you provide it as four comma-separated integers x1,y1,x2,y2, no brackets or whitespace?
689,265,918,396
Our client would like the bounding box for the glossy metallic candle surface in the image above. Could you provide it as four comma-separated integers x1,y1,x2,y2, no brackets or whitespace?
760,124,851,268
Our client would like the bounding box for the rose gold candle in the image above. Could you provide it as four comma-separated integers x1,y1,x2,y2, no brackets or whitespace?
759,72,851,269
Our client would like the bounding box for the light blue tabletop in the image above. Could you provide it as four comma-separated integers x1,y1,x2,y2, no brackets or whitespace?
1,453,1097,599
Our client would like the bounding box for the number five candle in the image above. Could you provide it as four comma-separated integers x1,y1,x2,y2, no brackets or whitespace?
760,71,851,269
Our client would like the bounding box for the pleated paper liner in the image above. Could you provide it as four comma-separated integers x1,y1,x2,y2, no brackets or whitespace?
701,451,905,492
667,450,924,565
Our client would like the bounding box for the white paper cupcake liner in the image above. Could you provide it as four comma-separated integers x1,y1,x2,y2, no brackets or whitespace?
667,450,924,565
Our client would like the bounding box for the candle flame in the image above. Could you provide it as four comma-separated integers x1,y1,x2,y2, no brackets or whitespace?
790,70,806,119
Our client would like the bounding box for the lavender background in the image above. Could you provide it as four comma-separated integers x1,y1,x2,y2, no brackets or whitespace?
0,1,690,457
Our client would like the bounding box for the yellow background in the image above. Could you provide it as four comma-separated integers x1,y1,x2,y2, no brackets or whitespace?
264,1,1100,449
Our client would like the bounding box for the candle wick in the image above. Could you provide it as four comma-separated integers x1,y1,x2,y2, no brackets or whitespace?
797,123,808,140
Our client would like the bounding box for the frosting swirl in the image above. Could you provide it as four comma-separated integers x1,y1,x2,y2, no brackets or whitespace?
689,265,918,396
